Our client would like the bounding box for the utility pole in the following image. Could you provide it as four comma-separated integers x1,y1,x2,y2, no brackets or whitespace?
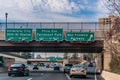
5,13,8,29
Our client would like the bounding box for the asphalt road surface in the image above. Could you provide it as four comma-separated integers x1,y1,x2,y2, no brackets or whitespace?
0,72,102,80
0,62,102,80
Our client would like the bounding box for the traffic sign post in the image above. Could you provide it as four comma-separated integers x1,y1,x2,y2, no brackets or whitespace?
66,32,94,42
5,29,32,41
36,29,63,41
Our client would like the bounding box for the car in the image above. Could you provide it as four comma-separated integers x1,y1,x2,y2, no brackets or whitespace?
54,63,60,71
88,62,93,67
54,66,60,71
64,64,73,73
33,65,39,70
8,63,29,76
39,63,45,67
46,64,50,68
69,64,87,78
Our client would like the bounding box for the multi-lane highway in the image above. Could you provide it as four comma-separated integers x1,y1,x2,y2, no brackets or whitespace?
0,61,103,80
0,69,101,80
0,72,102,80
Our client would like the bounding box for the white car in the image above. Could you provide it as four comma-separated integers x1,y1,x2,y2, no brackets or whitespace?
69,64,87,78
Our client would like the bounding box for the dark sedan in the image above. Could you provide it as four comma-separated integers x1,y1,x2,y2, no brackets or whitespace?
64,64,73,73
8,63,29,76
54,64,60,71
33,65,39,70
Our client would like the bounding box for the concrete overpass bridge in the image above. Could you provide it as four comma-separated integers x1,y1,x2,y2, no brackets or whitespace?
0,22,104,53
0,22,106,72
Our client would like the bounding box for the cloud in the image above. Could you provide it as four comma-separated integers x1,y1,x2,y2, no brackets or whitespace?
0,0,108,22
0,0,33,21
32,0,83,14
93,0,109,21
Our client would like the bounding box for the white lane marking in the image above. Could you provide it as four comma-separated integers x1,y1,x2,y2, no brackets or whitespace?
27,78,32,80
95,67,97,80
65,73,71,80
41,73,44,75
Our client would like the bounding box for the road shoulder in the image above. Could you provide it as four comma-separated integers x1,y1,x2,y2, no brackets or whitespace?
101,71,120,80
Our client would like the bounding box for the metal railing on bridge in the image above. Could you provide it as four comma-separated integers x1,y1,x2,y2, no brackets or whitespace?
0,22,109,40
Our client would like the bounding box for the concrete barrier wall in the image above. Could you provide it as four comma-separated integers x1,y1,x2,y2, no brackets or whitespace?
102,71,120,80
0,67,7,73
0,31,4,40
0,53,27,65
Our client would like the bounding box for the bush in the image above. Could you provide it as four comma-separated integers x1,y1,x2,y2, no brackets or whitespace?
109,58,120,74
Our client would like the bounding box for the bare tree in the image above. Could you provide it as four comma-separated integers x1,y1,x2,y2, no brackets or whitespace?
36,55,42,59
71,53,78,59
103,0,120,71
105,0,120,17
20,52,31,59
63,53,68,59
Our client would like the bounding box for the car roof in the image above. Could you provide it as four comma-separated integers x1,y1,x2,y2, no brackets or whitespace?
65,64,73,66
11,63,24,67
11,63,24,65
73,64,83,67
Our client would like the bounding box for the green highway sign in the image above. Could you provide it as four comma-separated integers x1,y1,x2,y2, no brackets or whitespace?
5,29,32,41
66,32,94,42
56,57,63,61
50,57,63,62
50,57,56,62
36,29,63,41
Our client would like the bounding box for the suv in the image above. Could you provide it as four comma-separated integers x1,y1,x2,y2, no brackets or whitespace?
88,62,93,67
39,63,45,67
64,64,73,73
33,65,39,70
54,63,60,71
8,63,29,76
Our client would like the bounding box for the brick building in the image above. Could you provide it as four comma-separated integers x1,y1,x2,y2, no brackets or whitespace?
99,15,120,71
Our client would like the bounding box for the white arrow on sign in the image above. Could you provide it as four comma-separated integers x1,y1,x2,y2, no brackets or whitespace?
88,34,93,41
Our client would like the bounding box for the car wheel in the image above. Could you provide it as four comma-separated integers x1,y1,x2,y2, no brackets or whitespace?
70,75,73,78
67,72,70,75
83,75,86,78
26,72,29,76
8,73,11,76
22,73,25,76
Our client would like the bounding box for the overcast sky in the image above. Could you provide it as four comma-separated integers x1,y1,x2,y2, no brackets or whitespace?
0,0,108,22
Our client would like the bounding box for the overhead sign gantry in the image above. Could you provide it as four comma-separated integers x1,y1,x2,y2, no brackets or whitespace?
36,29,63,41
5,28,94,42
66,32,94,42
5,29,32,41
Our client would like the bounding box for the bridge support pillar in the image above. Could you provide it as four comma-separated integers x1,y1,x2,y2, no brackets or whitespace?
101,51,104,72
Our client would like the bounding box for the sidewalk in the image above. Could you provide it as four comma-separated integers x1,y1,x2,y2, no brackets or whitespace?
101,71,120,80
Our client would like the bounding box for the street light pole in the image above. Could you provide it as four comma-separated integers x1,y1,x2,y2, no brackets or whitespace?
5,13,8,29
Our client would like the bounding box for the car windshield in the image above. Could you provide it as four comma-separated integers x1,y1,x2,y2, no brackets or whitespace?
11,64,22,67
65,64,73,66
72,65,83,68
34,65,37,67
